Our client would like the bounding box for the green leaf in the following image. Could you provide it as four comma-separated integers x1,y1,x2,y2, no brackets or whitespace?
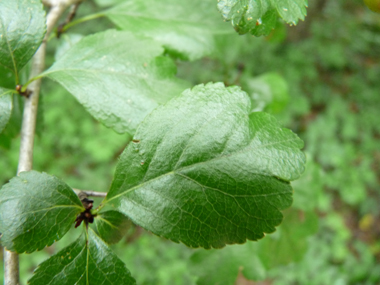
242,72,289,114
54,33,83,61
0,171,83,253
0,0,46,78
292,157,323,211
105,82,305,249
40,30,188,134
95,210,131,244
217,0,307,35
0,91,23,148
256,209,319,268
28,229,136,285
0,89,13,133
190,243,266,284
104,0,232,60
94,0,125,8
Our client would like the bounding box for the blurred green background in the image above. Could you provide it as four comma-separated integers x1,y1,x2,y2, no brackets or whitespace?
1,0,380,284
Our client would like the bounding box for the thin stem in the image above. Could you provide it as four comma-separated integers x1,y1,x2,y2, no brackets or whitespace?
21,13,105,92
61,12,105,33
4,1,83,284
20,74,44,93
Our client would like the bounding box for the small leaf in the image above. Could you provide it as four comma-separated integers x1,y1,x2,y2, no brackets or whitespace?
217,0,307,35
28,229,136,284
0,89,13,133
104,0,232,60
105,82,305,249
242,72,289,113
190,243,266,284
256,209,319,268
0,91,23,148
95,210,131,244
40,30,188,134
0,171,83,253
0,0,46,76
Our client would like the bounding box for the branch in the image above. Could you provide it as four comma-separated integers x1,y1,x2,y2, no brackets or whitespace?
4,1,84,284
73,189,108,198
57,2,81,38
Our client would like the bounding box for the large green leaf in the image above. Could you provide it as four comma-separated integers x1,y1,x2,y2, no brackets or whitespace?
217,0,307,35
104,0,232,60
0,171,83,253
40,30,188,134
105,82,305,249
0,89,13,133
95,210,131,244
28,229,136,284
0,0,46,77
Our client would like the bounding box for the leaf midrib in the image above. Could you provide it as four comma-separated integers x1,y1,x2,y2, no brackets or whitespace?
105,136,299,203
0,15,18,75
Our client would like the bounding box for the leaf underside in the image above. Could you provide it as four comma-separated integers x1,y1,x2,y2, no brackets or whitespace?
0,171,83,253
41,30,188,134
105,82,306,249
28,229,136,285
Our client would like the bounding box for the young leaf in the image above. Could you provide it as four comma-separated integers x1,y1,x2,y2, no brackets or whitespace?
105,82,306,249
0,171,83,253
40,30,188,134
95,210,131,244
104,0,232,60
256,209,318,269
0,0,46,77
242,72,289,113
28,229,136,285
190,243,266,284
217,0,307,35
0,89,13,133
0,91,23,148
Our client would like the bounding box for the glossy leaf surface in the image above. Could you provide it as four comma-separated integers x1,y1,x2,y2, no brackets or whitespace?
95,210,130,244
104,0,231,60
41,30,188,134
105,82,305,249
0,0,46,75
0,171,83,253
0,89,13,133
217,0,307,35
28,229,136,284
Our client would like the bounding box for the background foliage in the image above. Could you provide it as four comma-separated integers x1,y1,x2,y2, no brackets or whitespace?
1,0,380,284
